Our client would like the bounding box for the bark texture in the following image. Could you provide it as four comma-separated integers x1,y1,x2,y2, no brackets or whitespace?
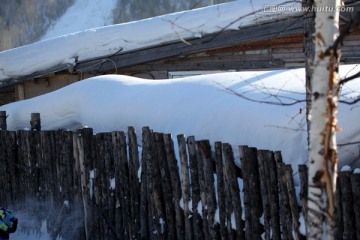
307,0,341,238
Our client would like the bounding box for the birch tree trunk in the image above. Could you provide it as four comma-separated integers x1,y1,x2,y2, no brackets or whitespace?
307,0,341,239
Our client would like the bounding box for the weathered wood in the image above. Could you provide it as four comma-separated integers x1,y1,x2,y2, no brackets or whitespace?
0,131,11,206
127,126,141,239
150,132,167,240
6,131,18,204
30,113,41,131
113,131,130,240
239,146,262,239
95,132,115,240
142,127,158,240
76,17,303,74
223,143,244,240
73,129,97,240
284,164,303,239
177,134,193,240
351,171,360,240
298,164,308,226
163,134,184,240
157,133,177,240
335,175,344,240
214,142,227,240
265,151,281,240
0,111,6,130
197,140,218,239
2,127,360,239
187,136,203,240
339,170,356,240
195,141,210,240
274,152,293,240
257,150,271,240
139,129,149,239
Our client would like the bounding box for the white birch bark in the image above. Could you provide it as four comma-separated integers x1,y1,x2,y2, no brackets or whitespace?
307,0,341,239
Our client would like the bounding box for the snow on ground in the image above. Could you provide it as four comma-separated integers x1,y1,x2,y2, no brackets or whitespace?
0,0,301,83
2,65,360,171
41,0,117,41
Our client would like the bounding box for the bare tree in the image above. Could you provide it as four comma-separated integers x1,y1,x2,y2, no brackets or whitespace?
307,0,341,238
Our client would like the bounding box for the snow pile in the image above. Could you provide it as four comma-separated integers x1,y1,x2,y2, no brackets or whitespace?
0,0,301,82
2,65,360,170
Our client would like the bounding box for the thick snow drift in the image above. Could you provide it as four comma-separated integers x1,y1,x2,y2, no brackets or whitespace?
2,66,360,169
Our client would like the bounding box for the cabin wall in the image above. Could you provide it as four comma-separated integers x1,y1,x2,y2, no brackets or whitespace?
0,86,15,106
16,73,78,101
123,28,360,74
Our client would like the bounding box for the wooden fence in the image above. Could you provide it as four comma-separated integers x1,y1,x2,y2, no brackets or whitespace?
0,125,359,239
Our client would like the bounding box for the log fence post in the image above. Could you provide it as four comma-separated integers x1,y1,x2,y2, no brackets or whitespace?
30,112,41,131
177,134,193,240
351,170,360,239
0,111,7,130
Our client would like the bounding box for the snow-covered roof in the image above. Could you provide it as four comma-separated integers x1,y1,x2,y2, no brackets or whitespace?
0,0,302,86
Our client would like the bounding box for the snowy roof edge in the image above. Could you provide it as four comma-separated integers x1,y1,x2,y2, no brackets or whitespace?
0,1,303,86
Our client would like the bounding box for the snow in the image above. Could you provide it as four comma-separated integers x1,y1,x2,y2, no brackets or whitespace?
41,0,117,41
0,0,301,83
110,177,116,190
11,220,63,240
354,168,360,174
1,65,360,172
340,165,352,172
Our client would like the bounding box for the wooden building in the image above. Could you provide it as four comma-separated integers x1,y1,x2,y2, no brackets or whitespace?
0,2,359,105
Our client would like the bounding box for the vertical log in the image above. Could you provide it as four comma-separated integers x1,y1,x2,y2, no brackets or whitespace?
95,132,114,240
0,111,6,130
30,113,41,131
198,140,218,239
265,151,281,240
257,150,271,240
339,170,356,240
335,176,343,240
156,133,176,240
177,134,193,240
351,170,360,240
140,128,149,239
0,130,10,206
113,131,130,240
239,146,262,239
164,134,184,240
142,127,157,240
214,142,227,240
187,136,203,240
74,128,97,240
195,141,209,240
150,133,166,240
54,130,76,239
41,130,60,237
298,164,308,225
274,152,292,240
6,131,18,204
223,143,244,240
284,165,302,239
128,126,141,239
